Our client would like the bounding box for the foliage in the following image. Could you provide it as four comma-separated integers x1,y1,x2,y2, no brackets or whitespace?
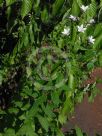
0,0,102,135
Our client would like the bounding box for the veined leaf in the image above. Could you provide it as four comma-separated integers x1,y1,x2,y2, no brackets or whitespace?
93,34,102,49
29,24,34,44
26,67,32,77
41,8,49,23
28,95,47,118
56,129,64,136
17,119,36,136
69,73,74,90
8,108,19,114
58,96,74,124
4,129,16,136
72,25,77,43
62,9,71,20
21,0,32,19
6,0,16,6
98,8,102,22
94,23,102,37
86,0,97,21
37,115,49,132
77,0,82,7
75,126,83,136
71,0,80,16
34,0,40,9
98,51,102,66
100,0,102,7
51,90,61,106
52,0,65,17
43,104,55,118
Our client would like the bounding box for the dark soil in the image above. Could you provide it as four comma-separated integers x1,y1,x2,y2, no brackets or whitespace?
62,67,102,136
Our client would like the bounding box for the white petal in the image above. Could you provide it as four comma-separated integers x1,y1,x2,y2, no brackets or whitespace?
69,15,77,21
88,36,95,44
89,19,95,24
81,5,89,12
77,24,86,33
62,28,70,35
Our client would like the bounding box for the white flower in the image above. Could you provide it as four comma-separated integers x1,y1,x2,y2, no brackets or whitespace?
81,5,89,12
88,36,95,44
83,84,90,92
62,28,70,36
77,24,87,33
86,24,90,27
69,15,77,21
89,19,95,24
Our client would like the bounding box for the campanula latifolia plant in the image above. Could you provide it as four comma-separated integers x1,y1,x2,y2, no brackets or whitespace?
0,0,102,136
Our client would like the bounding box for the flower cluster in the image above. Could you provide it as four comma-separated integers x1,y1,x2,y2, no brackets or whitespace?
62,4,95,44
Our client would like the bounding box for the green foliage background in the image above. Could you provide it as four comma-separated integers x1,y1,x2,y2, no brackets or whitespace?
0,0,102,135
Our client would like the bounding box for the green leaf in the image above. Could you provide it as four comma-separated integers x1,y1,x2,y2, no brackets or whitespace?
52,0,65,17
62,9,71,20
98,51,102,66
15,101,23,108
100,0,102,7
0,109,6,115
34,81,42,90
76,0,82,7
17,119,36,136
4,129,16,136
0,0,3,4
8,108,19,114
51,90,60,106
75,126,83,136
71,0,80,16
21,103,30,111
28,95,47,118
29,24,34,44
43,104,55,118
41,8,49,23
94,23,102,37
6,0,16,6
23,32,29,47
26,67,32,77
86,0,97,21
33,0,40,10
75,92,84,103
21,0,32,19
37,115,49,132
59,96,74,124
72,25,77,43
87,62,94,70
56,129,64,136
93,34,102,49
81,50,96,62
0,73,3,85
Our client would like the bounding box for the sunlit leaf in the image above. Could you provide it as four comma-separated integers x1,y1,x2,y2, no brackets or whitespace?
21,0,32,18
37,115,49,132
6,0,16,6
75,126,83,136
